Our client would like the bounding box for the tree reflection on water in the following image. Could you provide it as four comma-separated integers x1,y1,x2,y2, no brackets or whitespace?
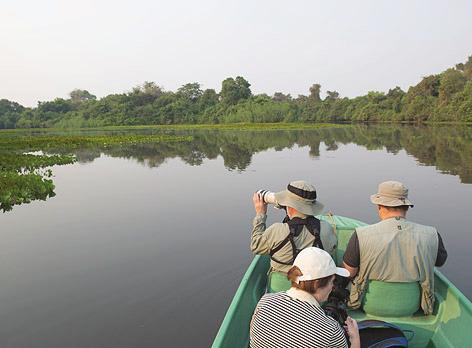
2,124,471,212
71,125,472,183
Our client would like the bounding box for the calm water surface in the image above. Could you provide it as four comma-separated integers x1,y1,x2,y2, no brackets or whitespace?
0,125,471,347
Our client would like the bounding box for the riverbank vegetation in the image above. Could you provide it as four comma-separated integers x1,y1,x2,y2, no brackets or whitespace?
1,56,471,129
0,134,191,211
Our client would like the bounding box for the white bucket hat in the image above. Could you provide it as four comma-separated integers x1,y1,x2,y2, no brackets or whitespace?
370,181,414,207
274,180,324,216
293,247,350,283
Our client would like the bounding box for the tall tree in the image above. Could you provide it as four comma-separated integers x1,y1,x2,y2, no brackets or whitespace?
325,91,339,101
309,84,321,102
177,83,203,102
199,89,219,108
456,55,472,79
438,68,467,104
69,89,96,103
220,76,251,105
131,81,163,97
273,92,292,102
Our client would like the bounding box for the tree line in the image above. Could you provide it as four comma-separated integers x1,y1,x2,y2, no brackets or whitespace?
1,55,471,129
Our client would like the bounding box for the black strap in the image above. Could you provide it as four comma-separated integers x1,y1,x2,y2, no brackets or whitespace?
269,235,292,265
287,184,317,200
270,216,323,265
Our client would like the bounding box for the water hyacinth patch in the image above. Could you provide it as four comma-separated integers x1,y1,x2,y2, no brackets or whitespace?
0,132,192,212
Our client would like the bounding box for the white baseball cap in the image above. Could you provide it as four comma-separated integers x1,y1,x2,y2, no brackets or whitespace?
293,247,350,283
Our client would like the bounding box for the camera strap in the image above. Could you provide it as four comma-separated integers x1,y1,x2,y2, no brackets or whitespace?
270,217,323,265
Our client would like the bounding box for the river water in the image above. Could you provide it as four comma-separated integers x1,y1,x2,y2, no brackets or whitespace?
0,125,471,347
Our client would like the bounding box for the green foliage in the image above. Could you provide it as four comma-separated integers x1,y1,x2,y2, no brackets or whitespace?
220,76,251,105
0,153,75,172
0,134,192,152
325,91,339,101
0,99,25,129
456,56,472,79
0,172,56,212
70,89,97,103
1,55,472,128
309,84,322,102
438,69,467,105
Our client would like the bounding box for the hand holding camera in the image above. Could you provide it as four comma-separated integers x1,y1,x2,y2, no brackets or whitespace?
253,192,268,215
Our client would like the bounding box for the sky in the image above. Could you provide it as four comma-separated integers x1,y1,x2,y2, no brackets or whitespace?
1,0,471,107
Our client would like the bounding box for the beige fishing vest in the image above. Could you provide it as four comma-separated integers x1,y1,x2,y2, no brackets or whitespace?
348,217,438,315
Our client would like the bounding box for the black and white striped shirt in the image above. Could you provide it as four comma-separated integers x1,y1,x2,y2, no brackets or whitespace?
250,289,348,348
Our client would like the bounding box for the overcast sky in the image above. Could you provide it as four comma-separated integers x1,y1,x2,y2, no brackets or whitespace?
1,0,471,107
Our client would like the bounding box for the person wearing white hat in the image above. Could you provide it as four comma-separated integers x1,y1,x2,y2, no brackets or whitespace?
250,247,360,348
342,181,448,316
251,180,337,292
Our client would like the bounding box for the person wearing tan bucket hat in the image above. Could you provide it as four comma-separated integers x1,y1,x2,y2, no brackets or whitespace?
251,180,337,293
343,180,448,316
273,181,325,216
369,180,414,207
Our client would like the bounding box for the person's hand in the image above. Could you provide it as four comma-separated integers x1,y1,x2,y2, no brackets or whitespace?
253,192,268,215
344,317,360,346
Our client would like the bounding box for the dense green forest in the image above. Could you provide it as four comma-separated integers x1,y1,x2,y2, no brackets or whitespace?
1,56,471,129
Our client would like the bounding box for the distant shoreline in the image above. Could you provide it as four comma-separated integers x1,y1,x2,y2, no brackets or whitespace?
1,121,471,134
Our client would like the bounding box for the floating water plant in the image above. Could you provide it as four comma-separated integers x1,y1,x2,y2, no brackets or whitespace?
0,133,192,212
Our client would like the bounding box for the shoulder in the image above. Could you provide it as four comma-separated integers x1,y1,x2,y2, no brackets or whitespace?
265,222,289,235
356,219,390,235
256,292,284,309
406,220,437,233
255,292,301,314
267,222,288,231
258,292,288,304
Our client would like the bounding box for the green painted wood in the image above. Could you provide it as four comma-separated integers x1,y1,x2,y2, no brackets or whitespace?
267,271,291,293
363,280,421,317
211,215,472,348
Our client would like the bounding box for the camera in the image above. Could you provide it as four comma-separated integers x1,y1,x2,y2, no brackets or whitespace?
322,275,350,326
256,189,277,204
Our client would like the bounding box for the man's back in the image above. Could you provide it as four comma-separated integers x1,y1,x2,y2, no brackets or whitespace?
343,180,448,315
349,217,439,314
357,217,438,281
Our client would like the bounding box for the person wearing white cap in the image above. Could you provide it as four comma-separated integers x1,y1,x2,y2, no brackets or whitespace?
342,181,448,316
251,180,337,292
250,247,360,348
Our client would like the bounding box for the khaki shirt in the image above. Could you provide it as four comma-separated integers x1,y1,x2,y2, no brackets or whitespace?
349,217,438,315
251,213,337,273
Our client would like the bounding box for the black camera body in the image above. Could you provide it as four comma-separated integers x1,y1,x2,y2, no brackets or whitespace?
322,275,350,326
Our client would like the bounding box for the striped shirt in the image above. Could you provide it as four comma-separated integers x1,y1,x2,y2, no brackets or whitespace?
250,289,348,348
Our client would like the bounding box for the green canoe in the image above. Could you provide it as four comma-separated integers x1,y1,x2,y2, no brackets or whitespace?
212,215,472,347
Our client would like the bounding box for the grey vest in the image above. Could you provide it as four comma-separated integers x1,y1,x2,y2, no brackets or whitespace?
348,217,438,315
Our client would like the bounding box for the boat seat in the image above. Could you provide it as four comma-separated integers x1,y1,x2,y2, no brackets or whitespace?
348,290,445,347
362,280,421,317
267,271,291,293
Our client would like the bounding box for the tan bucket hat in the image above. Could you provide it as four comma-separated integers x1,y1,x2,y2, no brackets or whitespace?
274,180,324,216
370,181,414,207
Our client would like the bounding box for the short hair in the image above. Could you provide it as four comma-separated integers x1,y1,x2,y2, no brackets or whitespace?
287,266,334,294
380,205,409,212
286,206,308,218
